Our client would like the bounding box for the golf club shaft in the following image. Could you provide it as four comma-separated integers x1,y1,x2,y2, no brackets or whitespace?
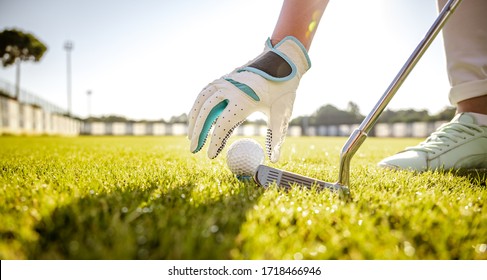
337,0,462,186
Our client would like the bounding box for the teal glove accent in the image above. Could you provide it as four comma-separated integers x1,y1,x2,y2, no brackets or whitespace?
224,78,260,101
194,100,228,153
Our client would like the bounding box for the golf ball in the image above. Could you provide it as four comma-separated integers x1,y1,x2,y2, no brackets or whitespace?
226,138,264,179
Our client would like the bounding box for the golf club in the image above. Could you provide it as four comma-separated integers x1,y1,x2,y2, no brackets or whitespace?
254,0,463,199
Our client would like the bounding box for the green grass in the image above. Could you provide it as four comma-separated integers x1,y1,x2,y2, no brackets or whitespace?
0,136,486,260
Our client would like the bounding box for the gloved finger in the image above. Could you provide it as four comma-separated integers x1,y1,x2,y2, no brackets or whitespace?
207,100,255,159
189,93,229,154
188,84,218,140
266,95,295,162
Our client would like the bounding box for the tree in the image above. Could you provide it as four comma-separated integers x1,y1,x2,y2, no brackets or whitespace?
169,113,188,124
431,106,456,121
0,29,47,99
347,101,361,118
313,104,363,125
377,109,430,123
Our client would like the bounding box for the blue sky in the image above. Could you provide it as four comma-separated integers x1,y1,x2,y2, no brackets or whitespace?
0,0,453,120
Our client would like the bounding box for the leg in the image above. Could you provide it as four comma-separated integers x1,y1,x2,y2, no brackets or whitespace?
439,0,487,114
271,0,329,50
457,95,487,114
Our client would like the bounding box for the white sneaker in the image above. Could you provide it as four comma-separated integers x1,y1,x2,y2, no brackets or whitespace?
378,113,487,172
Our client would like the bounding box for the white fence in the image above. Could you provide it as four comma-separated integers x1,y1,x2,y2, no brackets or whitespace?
291,122,446,138
1,94,447,137
79,121,446,138
0,95,80,136
80,122,188,136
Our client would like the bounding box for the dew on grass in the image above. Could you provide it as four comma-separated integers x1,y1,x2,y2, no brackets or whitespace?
293,252,303,260
210,225,219,233
475,244,487,254
317,245,327,253
403,241,416,257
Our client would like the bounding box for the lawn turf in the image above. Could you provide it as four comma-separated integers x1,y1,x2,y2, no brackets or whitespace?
0,136,486,259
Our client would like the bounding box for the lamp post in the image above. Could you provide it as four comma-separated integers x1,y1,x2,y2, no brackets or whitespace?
87,90,92,118
64,41,73,116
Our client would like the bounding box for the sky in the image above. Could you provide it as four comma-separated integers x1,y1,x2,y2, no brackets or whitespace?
0,0,453,121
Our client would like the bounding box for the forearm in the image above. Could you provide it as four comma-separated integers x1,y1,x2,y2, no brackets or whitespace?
271,0,329,50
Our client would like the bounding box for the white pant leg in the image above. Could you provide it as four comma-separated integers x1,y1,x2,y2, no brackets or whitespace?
438,0,487,105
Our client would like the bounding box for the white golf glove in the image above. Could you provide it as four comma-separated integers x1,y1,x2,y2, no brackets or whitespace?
188,36,311,162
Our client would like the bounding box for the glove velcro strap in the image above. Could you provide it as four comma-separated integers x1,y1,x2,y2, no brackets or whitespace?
238,36,310,82
238,50,296,82
241,51,294,81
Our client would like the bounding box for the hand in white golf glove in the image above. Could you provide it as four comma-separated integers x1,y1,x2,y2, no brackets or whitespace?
188,36,311,162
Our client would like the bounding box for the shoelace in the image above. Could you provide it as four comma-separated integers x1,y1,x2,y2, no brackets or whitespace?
406,122,483,155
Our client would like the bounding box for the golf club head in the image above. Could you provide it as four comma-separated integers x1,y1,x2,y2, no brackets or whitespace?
254,165,350,199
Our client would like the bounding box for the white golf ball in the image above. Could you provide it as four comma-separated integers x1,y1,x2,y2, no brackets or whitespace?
226,138,265,178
